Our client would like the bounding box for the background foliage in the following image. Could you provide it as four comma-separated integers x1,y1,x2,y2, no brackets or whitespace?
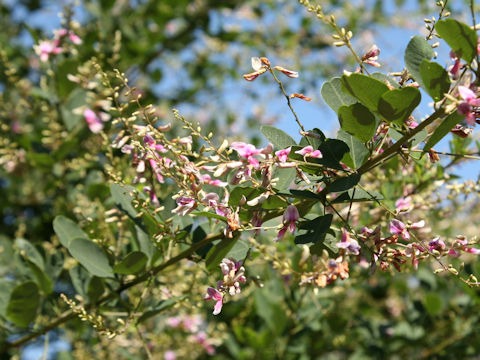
1,0,480,359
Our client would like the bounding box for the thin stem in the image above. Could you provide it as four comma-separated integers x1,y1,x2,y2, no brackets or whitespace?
268,69,310,144
135,326,153,360
357,108,445,175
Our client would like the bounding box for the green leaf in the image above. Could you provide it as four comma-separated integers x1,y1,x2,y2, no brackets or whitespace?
337,130,369,169
53,216,89,248
317,139,350,170
273,167,296,190
45,251,65,282
254,288,287,335
261,195,287,209
371,73,400,88
229,187,265,207
299,128,326,149
338,103,377,142
420,60,451,101
56,59,79,98
205,235,239,271
110,184,139,218
341,73,389,113
68,237,114,278
328,174,361,193
435,19,478,63
0,280,14,317
86,277,104,304
423,293,444,316
332,187,384,203
14,238,44,270
25,259,53,294
61,88,87,131
310,231,338,255
225,239,249,260
134,225,155,263
405,36,434,90
321,77,356,113
6,281,40,328
260,125,296,149
424,111,464,152
137,297,183,324
69,266,89,299
378,87,421,125
287,189,322,200
295,214,333,245
389,128,429,148
113,251,148,275
191,211,227,222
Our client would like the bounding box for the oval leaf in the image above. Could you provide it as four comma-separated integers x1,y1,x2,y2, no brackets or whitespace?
337,130,369,169
321,77,356,113
420,60,451,102
113,251,148,275
53,216,89,248
110,183,139,218
378,87,421,125
338,103,377,143
341,73,389,113
404,36,434,90
328,173,361,193
260,125,296,150
435,19,478,63
68,237,114,278
6,281,40,328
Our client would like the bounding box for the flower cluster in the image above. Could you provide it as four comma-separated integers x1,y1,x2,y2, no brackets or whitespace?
204,258,247,315
34,28,82,62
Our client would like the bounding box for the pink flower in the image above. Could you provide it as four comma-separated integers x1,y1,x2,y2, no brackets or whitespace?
68,32,82,45
243,68,267,81
143,186,159,206
275,205,299,241
166,317,182,327
389,219,424,240
389,219,409,240
395,197,412,213
230,142,262,158
35,40,63,62
458,86,480,125
410,220,425,229
172,196,196,216
428,237,446,251
449,51,461,77
164,350,177,360
275,147,291,162
201,174,227,187
230,141,263,168
219,258,246,296
273,66,299,78
194,331,216,355
182,315,202,332
465,247,480,255
84,108,104,133
294,146,323,159
336,228,361,255
362,44,381,67
204,287,223,315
